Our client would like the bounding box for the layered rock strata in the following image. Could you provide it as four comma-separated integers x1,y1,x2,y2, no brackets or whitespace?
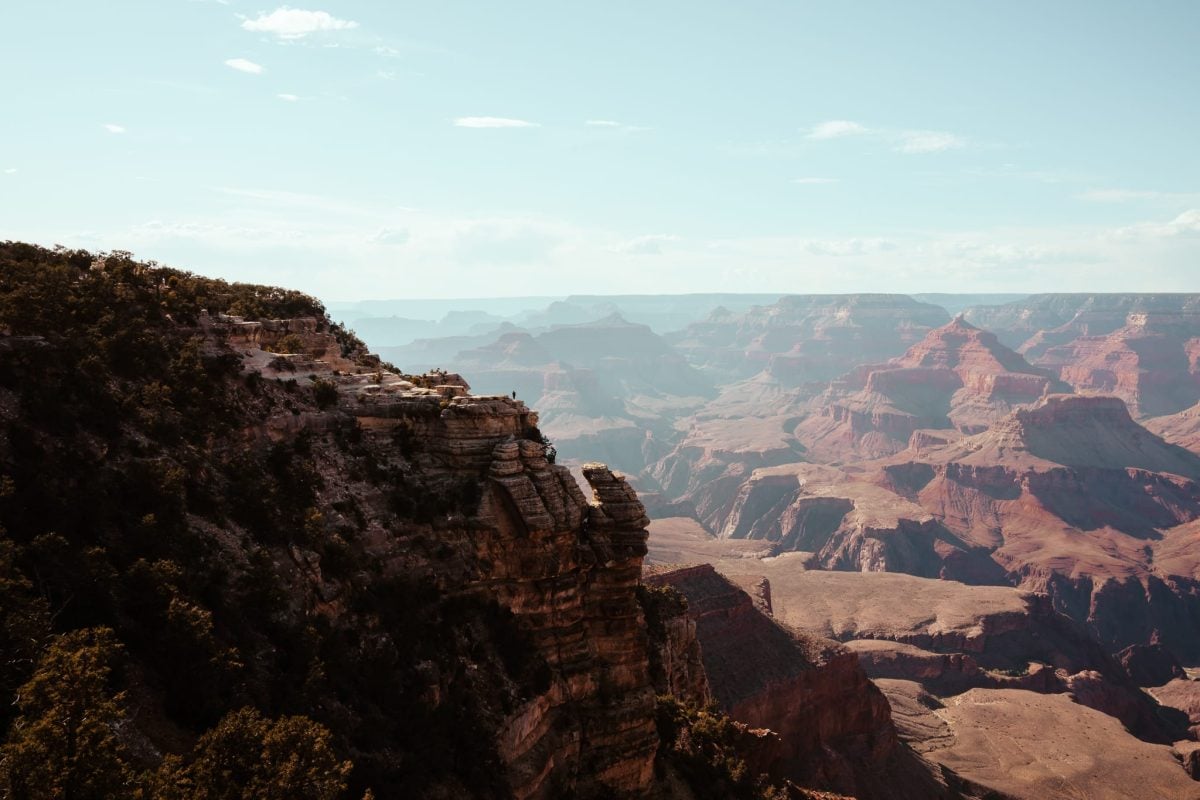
643,564,960,799
794,317,1067,461
217,312,665,797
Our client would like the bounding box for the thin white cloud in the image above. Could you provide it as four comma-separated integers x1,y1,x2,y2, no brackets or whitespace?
585,119,650,133
614,234,680,256
225,58,264,74
803,121,966,153
103,123,126,134
1078,188,1200,204
277,93,299,102
1113,209,1200,240
3,168,16,175
372,228,410,245
241,8,359,39
453,117,540,129
1080,189,1160,202
807,120,867,139
792,177,838,185
895,130,965,154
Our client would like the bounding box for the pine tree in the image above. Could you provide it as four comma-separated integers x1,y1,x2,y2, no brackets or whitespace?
0,628,137,800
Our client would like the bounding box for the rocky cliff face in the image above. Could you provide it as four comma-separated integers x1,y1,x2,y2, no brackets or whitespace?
0,245,720,799
182,310,672,798
961,293,1200,350
687,394,1200,660
742,570,1178,744
793,316,1066,461
880,395,1200,657
1147,401,1200,454
643,565,963,799
1034,315,1200,417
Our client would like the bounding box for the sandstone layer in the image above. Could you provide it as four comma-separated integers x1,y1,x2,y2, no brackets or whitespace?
794,317,1067,462
643,564,964,799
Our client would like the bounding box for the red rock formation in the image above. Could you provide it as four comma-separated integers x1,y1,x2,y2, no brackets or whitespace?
207,311,670,797
668,294,950,386
961,293,1200,351
878,395,1200,658
690,393,1200,660
1034,313,1200,417
346,403,662,794
793,317,1066,462
714,463,1004,584
644,565,962,799
1147,401,1200,454
1116,644,1186,687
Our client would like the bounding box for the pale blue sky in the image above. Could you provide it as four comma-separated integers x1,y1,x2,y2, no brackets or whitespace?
2,1,1198,298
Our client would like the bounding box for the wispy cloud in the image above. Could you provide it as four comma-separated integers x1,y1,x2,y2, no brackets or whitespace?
3,168,16,175
614,234,680,255
1113,209,1200,240
277,93,299,102
372,228,410,245
225,58,264,74
803,120,967,153
103,123,126,134
1078,188,1200,203
585,119,650,133
453,117,540,129
806,120,867,139
792,177,838,185
241,8,359,39
894,130,965,154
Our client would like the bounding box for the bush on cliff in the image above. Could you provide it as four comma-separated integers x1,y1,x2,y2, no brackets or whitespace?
0,243,546,798
655,696,788,800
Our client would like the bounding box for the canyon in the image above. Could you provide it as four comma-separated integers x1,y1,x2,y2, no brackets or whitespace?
7,243,1200,799
337,288,1200,798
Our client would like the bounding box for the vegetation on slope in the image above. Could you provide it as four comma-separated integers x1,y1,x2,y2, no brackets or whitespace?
0,243,544,798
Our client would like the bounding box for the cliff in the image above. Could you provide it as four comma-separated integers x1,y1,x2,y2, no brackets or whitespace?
667,294,950,385
643,565,970,799
793,317,1067,462
0,244,782,800
1147,401,1200,454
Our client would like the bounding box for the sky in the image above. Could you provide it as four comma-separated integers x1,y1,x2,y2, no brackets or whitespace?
1,1,1199,300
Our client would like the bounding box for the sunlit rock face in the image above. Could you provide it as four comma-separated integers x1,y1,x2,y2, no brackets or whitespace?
793,316,1068,462
643,565,965,800
962,294,1200,418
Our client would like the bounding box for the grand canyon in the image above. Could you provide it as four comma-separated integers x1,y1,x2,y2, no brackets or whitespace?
3,244,1199,798
4,4,1198,798
333,285,1200,797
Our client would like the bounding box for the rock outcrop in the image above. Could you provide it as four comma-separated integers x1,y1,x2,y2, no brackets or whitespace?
643,565,962,799
864,395,1200,657
737,570,1177,743
714,463,997,582
961,293,1200,351
668,294,950,385
331,372,665,796
793,317,1067,461
1035,314,1200,417
960,294,1200,417
445,314,713,475
1147,401,1200,454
